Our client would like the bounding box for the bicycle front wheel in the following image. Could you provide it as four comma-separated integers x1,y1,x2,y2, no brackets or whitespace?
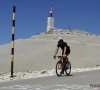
56,61,62,77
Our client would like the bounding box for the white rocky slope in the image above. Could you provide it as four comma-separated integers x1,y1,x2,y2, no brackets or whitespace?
0,30,100,81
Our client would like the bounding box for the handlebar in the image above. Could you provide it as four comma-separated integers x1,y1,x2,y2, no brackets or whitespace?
55,56,62,59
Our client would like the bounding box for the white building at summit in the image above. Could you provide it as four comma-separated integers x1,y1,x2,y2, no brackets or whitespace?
46,5,67,32
46,6,92,35
46,5,54,32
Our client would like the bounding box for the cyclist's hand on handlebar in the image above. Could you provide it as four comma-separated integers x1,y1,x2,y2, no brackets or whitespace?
53,55,56,59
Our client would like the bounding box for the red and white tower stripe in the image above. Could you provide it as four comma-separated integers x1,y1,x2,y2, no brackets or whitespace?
47,5,54,32
50,5,52,17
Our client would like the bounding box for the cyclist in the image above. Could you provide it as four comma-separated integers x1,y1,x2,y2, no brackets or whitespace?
53,37,70,74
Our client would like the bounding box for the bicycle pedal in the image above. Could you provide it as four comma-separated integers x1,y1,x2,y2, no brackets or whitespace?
60,72,64,74
60,70,64,74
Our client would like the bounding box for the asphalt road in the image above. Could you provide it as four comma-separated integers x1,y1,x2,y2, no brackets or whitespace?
0,70,100,90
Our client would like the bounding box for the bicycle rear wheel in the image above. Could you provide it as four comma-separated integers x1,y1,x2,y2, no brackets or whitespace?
56,61,62,77
65,61,71,76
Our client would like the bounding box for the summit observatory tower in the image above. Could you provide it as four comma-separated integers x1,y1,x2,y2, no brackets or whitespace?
46,5,54,32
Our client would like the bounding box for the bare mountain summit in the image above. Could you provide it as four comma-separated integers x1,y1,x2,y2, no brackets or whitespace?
0,29,100,73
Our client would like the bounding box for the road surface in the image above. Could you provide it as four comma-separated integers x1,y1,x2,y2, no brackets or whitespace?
0,70,100,90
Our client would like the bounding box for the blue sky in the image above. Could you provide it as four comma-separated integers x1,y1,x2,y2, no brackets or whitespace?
0,0,100,45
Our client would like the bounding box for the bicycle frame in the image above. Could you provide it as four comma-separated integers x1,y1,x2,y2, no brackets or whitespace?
56,56,65,69
55,56,71,76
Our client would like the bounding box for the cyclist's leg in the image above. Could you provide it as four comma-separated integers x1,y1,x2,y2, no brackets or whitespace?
60,56,64,74
66,53,69,62
63,53,69,63
66,51,70,61
61,52,69,74
65,53,71,68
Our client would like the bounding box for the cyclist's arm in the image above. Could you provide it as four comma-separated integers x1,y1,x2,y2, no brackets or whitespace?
54,47,59,56
63,46,67,56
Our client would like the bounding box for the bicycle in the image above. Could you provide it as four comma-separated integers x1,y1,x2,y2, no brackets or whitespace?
55,56,71,77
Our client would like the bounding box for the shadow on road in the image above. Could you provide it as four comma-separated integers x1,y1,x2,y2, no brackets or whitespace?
57,74,74,77
67,74,74,76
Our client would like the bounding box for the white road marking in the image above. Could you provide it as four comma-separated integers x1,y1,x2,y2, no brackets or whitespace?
80,76,85,77
0,84,99,90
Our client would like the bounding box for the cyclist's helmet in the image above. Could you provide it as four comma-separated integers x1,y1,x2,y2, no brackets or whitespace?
58,37,63,42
